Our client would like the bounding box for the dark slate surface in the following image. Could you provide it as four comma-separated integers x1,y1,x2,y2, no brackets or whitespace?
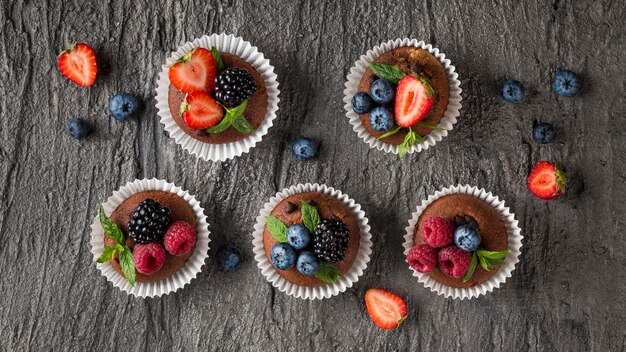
1,0,625,351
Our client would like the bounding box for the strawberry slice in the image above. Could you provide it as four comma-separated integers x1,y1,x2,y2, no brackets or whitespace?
180,92,224,130
365,288,407,330
394,75,435,127
169,48,216,94
527,161,567,200
58,43,98,87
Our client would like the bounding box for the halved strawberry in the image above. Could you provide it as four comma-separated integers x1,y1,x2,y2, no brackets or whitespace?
169,48,216,94
365,288,407,330
58,43,98,87
527,161,567,200
394,75,435,127
180,92,224,130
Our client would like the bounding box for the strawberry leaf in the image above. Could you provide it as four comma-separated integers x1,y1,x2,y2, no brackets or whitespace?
300,201,320,234
266,216,288,242
99,205,125,245
314,262,341,283
369,63,407,84
377,126,402,140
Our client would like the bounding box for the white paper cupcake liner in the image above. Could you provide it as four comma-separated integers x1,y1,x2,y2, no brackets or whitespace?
89,179,210,298
402,185,522,300
343,38,462,155
252,183,372,299
155,33,280,161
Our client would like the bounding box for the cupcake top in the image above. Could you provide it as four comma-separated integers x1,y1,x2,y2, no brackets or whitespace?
167,48,268,144
408,194,509,288
262,192,360,287
99,190,198,284
352,46,450,156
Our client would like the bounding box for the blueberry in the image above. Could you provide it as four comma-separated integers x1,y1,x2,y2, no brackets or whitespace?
216,243,242,271
270,243,296,270
368,106,395,132
552,70,581,97
292,137,319,161
370,79,395,104
454,225,481,252
533,122,556,144
286,224,311,250
352,92,374,114
500,79,524,103
108,92,140,121
296,251,320,276
66,118,90,140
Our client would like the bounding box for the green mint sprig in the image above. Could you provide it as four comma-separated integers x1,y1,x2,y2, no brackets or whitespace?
97,205,136,286
206,100,252,134
265,201,342,284
300,200,321,233
211,47,224,73
398,129,425,158
463,248,511,283
314,261,341,283
369,63,407,84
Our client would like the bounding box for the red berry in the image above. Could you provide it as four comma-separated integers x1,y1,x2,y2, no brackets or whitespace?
421,217,454,248
163,221,197,256
168,47,216,94
527,160,566,200
394,75,435,127
58,43,98,87
438,246,472,278
133,243,166,275
180,91,224,130
365,288,408,330
407,244,438,273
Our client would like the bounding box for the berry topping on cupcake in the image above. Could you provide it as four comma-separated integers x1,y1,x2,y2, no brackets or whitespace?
163,221,197,256
128,199,171,244
407,244,438,273
169,47,217,94
421,216,454,248
134,243,166,275
214,68,258,105
527,160,567,200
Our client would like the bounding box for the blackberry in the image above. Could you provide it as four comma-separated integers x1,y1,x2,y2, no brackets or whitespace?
313,218,350,263
213,68,257,105
128,199,171,244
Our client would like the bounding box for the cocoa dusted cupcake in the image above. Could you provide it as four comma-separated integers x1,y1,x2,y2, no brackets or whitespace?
344,39,462,157
262,192,360,287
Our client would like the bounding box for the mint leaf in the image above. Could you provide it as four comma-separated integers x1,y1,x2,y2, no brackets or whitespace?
211,47,224,73
377,126,402,140
118,246,136,287
232,114,253,133
463,252,478,283
478,254,491,271
266,216,287,242
369,63,407,84
416,121,445,131
207,100,248,134
300,201,321,233
398,129,425,158
314,262,341,284
99,205,125,245
96,244,123,264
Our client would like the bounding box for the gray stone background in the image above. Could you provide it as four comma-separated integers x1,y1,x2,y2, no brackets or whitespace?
0,0,624,351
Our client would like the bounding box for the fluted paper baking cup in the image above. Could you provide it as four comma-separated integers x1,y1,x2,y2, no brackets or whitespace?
343,38,462,155
90,179,210,298
402,185,522,300
155,33,280,161
253,183,372,299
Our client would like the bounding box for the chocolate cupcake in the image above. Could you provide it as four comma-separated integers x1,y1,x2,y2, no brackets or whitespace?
344,39,462,156
156,34,280,161
253,184,372,299
90,179,210,297
402,185,522,300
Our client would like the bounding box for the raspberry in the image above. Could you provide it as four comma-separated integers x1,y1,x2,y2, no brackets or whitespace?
407,244,438,273
437,246,472,278
133,243,166,275
163,221,197,256
421,217,454,248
